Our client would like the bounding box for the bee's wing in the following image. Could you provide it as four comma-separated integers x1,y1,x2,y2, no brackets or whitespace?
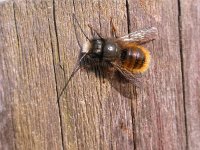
110,62,143,88
116,27,158,44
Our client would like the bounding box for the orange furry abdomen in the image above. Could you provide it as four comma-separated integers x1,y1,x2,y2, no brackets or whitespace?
120,43,151,74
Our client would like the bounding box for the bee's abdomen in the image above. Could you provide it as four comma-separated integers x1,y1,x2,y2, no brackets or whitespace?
121,48,145,70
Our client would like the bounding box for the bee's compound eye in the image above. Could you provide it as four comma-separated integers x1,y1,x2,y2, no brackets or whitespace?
103,42,120,60
92,39,104,56
93,40,103,48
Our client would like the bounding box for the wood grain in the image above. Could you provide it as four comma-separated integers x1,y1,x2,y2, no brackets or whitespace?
54,1,134,149
127,0,186,149
181,0,200,149
0,1,63,149
0,0,200,150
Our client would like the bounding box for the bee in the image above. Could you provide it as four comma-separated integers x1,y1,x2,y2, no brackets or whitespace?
59,15,158,98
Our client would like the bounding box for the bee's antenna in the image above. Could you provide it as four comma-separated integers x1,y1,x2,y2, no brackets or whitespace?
88,24,104,39
72,13,90,41
58,14,90,99
58,53,87,99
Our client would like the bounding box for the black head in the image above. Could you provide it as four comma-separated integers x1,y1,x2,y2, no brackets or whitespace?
90,39,104,57
89,39,120,61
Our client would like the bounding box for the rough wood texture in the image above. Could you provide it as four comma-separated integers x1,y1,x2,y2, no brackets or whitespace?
127,0,186,149
181,0,200,149
0,1,63,149
0,0,199,150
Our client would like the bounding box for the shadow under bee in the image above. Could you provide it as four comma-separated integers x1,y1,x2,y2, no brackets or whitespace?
80,54,138,99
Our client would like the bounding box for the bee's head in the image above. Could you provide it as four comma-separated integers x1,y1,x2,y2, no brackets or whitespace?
82,39,103,57
91,39,104,57
82,39,120,60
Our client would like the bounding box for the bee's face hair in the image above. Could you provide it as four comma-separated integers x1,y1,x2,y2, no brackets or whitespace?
82,41,91,53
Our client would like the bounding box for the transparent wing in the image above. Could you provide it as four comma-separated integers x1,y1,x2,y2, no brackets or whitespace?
116,27,158,44
110,62,143,88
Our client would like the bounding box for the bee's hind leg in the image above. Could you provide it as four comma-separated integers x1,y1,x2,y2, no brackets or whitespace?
110,17,118,38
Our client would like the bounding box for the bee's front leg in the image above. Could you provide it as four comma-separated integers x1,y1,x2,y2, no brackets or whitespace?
110,17,118,38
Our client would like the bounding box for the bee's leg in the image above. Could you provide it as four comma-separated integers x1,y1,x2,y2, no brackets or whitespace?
88,24,104,39
110,17,118,38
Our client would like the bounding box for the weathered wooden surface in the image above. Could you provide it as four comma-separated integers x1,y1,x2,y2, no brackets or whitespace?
0,0,199,150
0,1,63,149
127,1,186,149
181,0,200,149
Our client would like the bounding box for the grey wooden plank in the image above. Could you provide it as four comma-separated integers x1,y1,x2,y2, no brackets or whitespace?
0,1,63,149
180,0,200,149
127,0,186,149
53,0,136,149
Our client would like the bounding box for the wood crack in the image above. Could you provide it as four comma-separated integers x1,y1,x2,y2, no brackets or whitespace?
126,0,131,33
177,0,189,149
12,3,19,150
126,0,137,149
51,0,65,149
